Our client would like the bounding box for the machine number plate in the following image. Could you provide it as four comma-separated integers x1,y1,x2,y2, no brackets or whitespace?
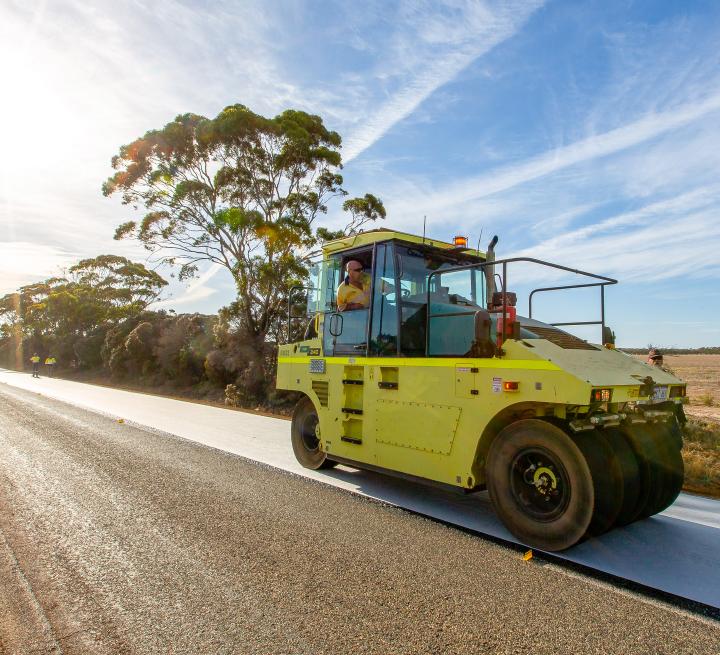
652,385,668,402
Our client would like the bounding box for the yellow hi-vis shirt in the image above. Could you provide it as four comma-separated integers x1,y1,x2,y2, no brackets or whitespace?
30,355,40,364
337,273,371,310
45,357,56,365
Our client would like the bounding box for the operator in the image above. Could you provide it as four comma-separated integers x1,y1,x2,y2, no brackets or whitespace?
337,260,371,311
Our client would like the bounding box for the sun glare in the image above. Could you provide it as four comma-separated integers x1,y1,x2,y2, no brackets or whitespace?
1,39,79,184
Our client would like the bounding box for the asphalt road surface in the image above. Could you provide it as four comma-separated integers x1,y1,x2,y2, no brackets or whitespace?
1,384,719,654
1,369,718,609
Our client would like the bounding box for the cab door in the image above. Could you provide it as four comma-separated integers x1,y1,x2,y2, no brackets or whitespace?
364,242,402,461
320,247,375,461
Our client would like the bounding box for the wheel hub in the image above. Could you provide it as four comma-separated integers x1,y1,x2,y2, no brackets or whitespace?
532,466,558,496
511,448,570,520
300,414,320,452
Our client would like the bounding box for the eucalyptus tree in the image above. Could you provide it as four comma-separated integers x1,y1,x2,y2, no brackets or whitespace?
0,257,167,369
104,104,384,355
68,254,168,321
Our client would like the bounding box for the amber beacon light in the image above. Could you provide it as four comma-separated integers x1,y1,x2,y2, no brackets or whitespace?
453,235,468,247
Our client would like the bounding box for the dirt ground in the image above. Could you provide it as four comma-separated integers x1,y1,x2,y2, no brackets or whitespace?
662,354,720,424
639,354,720,497
632,354,720,421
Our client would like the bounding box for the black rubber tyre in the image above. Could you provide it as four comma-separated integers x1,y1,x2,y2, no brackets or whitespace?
641,422,684,517
667,412,684,451
620,424,664,521
486,419,594,552
572,432,624,536
291,396,337,470
601,427,641,526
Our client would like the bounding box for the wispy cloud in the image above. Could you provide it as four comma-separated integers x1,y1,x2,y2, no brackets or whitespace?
342,1,545,162
388,89,720,220
153,263,224,309
0,242,76,294
511,185,720,283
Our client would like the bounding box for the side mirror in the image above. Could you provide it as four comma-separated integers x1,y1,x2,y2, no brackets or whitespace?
471,309,495,358
328,312,344,337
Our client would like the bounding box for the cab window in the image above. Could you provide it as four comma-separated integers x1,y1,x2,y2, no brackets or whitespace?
396,245,486,356
369,243,399,355
322,248,373,355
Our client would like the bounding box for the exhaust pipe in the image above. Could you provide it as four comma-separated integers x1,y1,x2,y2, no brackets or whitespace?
485,235,498,309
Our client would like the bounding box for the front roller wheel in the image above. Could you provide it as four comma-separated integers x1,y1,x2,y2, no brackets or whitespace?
291,396,337,470
486,420,594,552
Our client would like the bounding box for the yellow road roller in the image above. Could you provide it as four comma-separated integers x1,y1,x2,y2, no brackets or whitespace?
276,229,687,551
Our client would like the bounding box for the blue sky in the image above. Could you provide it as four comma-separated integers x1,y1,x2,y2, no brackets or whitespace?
2,0,719,347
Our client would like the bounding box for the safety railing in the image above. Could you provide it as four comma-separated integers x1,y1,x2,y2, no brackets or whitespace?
427,257,617,355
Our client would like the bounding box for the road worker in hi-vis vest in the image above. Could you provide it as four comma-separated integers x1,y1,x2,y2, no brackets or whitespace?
45,355,57,377
30,353,41,378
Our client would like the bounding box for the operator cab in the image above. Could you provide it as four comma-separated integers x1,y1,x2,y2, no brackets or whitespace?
308,236,496,358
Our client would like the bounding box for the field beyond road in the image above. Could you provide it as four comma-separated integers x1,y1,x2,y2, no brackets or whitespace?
667,355,720,497
636,354,720,497
663,354,720,424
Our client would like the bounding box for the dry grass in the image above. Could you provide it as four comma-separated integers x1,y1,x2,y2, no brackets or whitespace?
682,418,720,497
663,354,720,421
663,355,720,497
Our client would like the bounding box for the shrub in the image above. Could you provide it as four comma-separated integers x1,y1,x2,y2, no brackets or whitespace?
74,329,107,369
124,321,155,375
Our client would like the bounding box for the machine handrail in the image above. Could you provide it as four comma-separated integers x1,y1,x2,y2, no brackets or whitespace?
426,257,618,355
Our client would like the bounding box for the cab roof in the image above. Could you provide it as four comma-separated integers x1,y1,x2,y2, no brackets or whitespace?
321,228,486,259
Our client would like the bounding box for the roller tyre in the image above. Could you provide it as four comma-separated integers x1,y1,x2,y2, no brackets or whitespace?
291,396,337,470
642,422,684,517
621,425,663,521
487,420,594,552
573,432,624,536
601,427,641,526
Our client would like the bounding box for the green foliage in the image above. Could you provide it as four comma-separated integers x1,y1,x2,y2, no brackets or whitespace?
73,330,106,369
342,193,387,233
0,256,166,371
105,103,384,356
69,254,168,318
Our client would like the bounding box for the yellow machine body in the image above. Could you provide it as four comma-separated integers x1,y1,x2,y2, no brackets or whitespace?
276,229,686,491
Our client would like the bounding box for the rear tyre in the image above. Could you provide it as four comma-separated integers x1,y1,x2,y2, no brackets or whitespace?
291,396,337,470
667,410,685,451
486,420,594,552
572,432,624,536
601,427,641,526
641,422,684,517
620,425,660,522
